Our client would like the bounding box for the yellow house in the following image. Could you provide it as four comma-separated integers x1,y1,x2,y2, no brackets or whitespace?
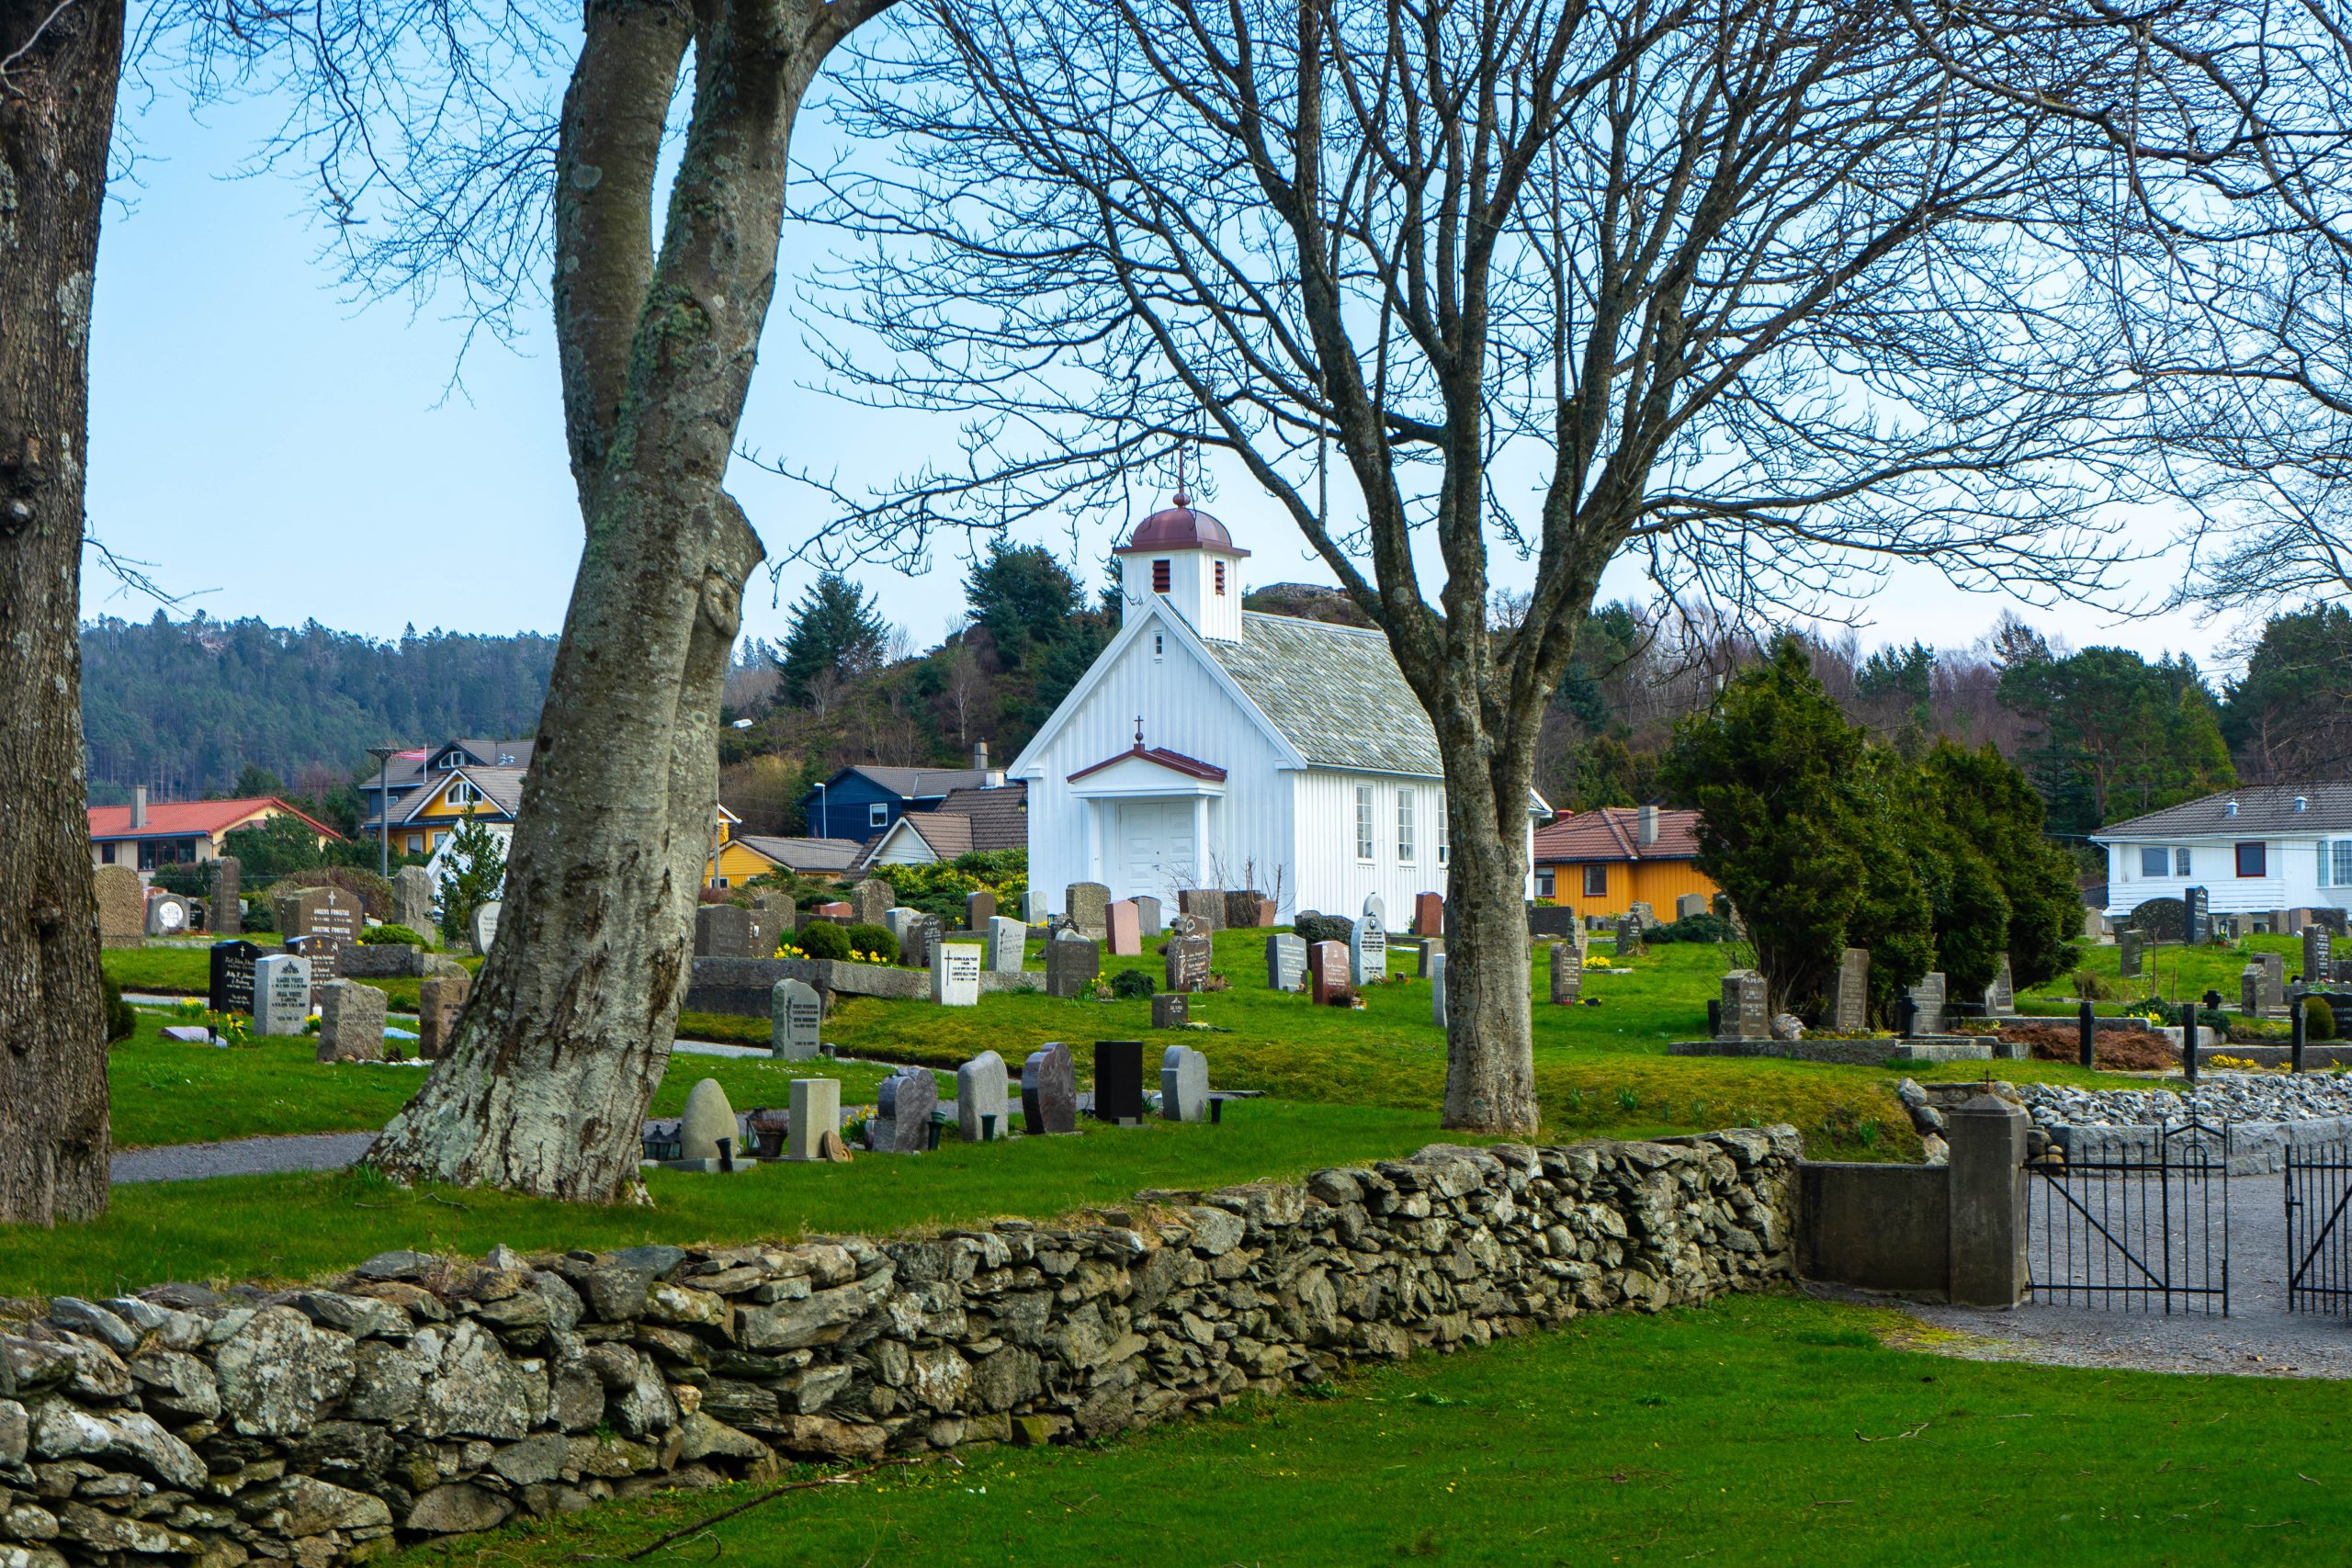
1531,806,1718,919
365,765,529,859
706,824,866,886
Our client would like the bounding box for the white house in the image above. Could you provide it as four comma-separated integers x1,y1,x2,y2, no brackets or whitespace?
2094,784,2352,922
1010,491,1538,919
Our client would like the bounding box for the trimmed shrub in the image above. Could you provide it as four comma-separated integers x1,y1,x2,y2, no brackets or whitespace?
2308,997,2338,1043
845,922,899,965
1294,912,1352,946
103,976,136,1044
1647,912,1734,945
277,865,394,919
1110,968,1156,999
2125,897,2186,943
797,920,852,960
360,923,428,948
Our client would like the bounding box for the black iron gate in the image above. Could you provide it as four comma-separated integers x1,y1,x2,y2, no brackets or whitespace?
2026,1116,2230,1314
2286,1135,2352,1314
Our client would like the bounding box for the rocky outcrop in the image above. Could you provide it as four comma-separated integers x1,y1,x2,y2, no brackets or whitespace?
1,1130,1798,1565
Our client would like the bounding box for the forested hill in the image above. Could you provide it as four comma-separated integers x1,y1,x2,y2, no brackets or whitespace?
82,615,557,801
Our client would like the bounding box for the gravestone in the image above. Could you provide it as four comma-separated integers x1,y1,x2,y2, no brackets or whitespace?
1412,892,1444,938
1151,992,1190,1029
1549,942,1583,1005
2245,952,2287,1018
1430,953,1448,1028
1308,941,1349,1005
209,856,243,937
903,914,944,971
1981,954,2016,1019
678,1078,748,1168
1348,911,1388,986
812,900,853,920
1614,913,1645,959
1410,937,1443,979
695,904,756,959
932,941,982,1006
1160,1045,1210,1122
1675,893,1709,921
853,879,893,928
1629,900,1657,930
418,972,470,1060
145,893,190,937
1719,971,1770,1042
94,865,144,948
2241,962,2271,1021
1361,892,1386,934
1046,931,1101,998
209,940,261,1014
315,982,387,1063
1106,899,1143,957
1905,973,1948,1036
1177,889,1225,933
2185,885,2211,944
2119,930,2144,979
965,889,997,932
1828,948,1870,1032
1021,1042,1078,1134
1266,932,1307,992
391,865,435,933
884,906,922,945
1135,895,1165,936
1225,890,1273,930
1066,882,1112,941
253,953,312,1036
1093,1041,1147,1122
286,933,345,999
1165,931,1213,993
873,1068,937,1154
986,915,1028,973
2306,926,2335,987
285,886,364,943
786,1078,841,1161
470,900,503,955
956,1051,1010,1142
770,977,822,1059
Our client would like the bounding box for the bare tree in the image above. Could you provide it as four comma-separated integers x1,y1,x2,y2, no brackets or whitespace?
0,0,122,1224
816,0,2138,1131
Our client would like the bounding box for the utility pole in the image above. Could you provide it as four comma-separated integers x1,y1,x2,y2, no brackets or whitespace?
367,746,399,879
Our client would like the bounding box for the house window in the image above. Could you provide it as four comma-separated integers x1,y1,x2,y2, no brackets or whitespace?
1536,869,1555,898
1215,561,1227,596
1396,788,1416,862
869,803,889,829
448,781,479,809
406,834,424,854
1152,559,1171,593
2176,847,2193,875
2332,840,2352,886
2236,840,2267,878
2139,846,2169,878
1354,785,1375,861
1583,864,1608,897
714,876,729,888
1153,633,1165,660
1437,809,1449,866
100,841,115,864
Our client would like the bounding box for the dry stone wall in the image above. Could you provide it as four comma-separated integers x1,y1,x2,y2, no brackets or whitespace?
1,1130,1798,1567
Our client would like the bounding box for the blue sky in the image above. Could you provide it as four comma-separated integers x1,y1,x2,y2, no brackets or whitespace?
83,83,2240,672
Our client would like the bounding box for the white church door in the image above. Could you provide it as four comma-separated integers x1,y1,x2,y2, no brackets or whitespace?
1116,800,1197,901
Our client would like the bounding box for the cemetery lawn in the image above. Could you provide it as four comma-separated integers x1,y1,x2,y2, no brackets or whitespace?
0,1100,1500,1301
401,1289,2350,1568
2017,931,2302,1015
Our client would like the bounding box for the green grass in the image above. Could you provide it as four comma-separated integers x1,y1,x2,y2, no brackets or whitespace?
400,1290,2352,1567
5,1100,1493,1302
2020,932,2301,1014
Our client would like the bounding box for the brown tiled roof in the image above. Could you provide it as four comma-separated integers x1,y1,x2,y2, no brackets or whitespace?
733,835,868,873
934,782,1028,852
1531,807,1702,863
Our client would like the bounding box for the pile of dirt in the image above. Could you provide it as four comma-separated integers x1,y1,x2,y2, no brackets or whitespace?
2004,1021,2177,1072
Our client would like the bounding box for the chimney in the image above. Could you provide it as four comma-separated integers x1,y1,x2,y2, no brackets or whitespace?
1638,804,1658,848
2295,795,2310,813
977,739,1004,788
131,785,148,830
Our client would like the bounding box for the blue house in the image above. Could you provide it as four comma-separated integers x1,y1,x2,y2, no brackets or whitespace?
798,748,1000,841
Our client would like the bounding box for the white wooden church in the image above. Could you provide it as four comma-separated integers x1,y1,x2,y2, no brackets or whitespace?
1010,491,1540,919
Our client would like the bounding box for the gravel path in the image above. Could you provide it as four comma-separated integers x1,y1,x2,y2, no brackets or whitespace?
111,1132,379,1186
1856,1174,2352,1379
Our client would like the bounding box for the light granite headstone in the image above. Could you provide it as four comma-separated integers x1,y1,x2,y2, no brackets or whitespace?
392,865,435,933
679,1078,743,1166
418,972,470,1060
95,865,144,949
145,892,191,937
2119,929,2144,979
986,915,1027,974
853,878,893,927
1361,892,1387,935
1629,900,1657,930
884,906,922,945
315,981,387,1063
1828,948,1870,1032
1308,941,1349,1005
470,900,503,955
1165,931,1213,993
253,953,312,1036
1409,937,1442,979
1348,912,1388,987
1549,942,1583,1005
1905,973,1948,1036
1106,900,1143,957
903,914,944,971
873,1068,936,1153
209,856,243,937
1160,1045,1210,1122
1982,953,2016,1019
695,904,755,959
956,1051,1009,1142
1151,992,1190,1029
932,941,982,1006
770,977,822,1059
1177,889,1226,933
1135,895,1165,936
1430,953,1448,1028
1266,932,1306,991
1021,1042,1078,1134
1066,882,1112,941
1046,931,1101,998
1719,971,1769,1041
2241,962,2269,1021
1675,893,1709,921
786,1078,840,1160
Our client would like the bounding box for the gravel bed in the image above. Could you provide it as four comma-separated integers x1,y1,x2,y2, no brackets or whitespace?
2022,1073,2352,1130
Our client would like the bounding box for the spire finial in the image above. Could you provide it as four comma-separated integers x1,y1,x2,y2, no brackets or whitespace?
1136,716,1146,749
1173,445,1189,509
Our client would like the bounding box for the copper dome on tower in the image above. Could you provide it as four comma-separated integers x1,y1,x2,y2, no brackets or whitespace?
1113,490,1250,556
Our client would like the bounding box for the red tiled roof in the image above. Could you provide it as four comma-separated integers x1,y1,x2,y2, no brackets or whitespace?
1531,807,1701,863
1067,745,1228,784
87,795,343,842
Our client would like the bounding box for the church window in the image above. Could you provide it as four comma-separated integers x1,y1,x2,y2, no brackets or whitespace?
1153,559,1171,592
1215,561,1227,595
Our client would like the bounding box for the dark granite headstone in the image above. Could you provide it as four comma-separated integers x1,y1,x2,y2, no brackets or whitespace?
1828,947,1870,1032
1021,1042,1078,1134
2119,930,2143,978
695,904,756,959
209,856,243,937
1165,932,1213,993
1092,1040,1146,1122
1151,992,1190,1029
1177,889,1225,933
1223,890,1272,930
1905,973,1948,1036
2185,885,2210,944
285,933,346,1001
1548,942,1583,1005
1046,932,1101,998
209,940,261,1014
285,886,364,943
966,888,998,932
1614,913,1645,958
1267,932,1306,991
2307,926,2335,987
1719,971,1769,1041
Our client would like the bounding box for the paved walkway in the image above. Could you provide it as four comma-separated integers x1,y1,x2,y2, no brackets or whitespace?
111,1132,379,1185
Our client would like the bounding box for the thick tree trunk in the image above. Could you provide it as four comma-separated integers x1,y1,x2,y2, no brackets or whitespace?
0,0,122,1224
368,0,873,1201
1439,736,1540,1135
